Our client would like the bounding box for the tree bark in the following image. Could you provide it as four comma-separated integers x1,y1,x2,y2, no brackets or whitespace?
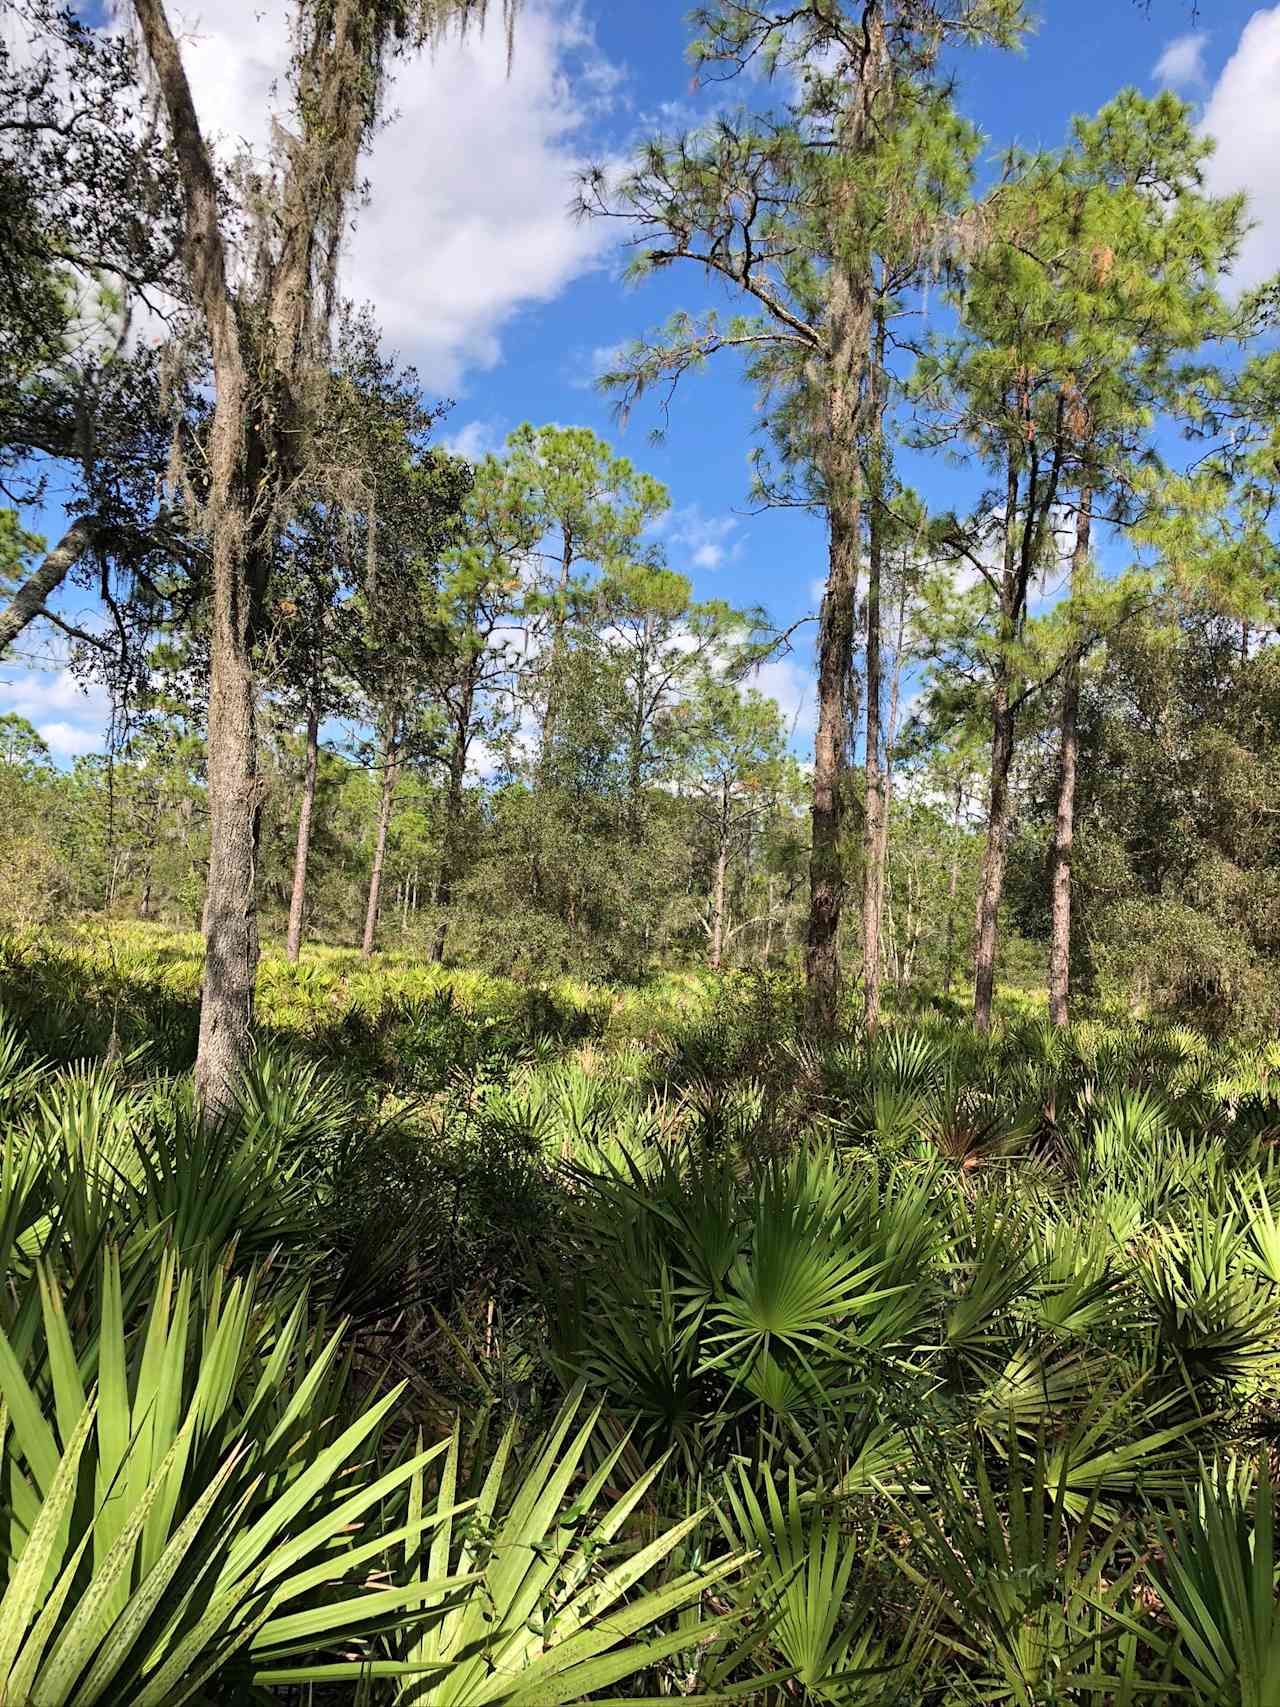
807,463,864,1032
861,305,888,1034
135,0,381,1113
943,778,963,994
431,689,473,964
362,716,401,959
134,0,263,1118
537,531,574,774
710,792,729,972
0,516,98,655
973,676,1014,1032
803,16,885,1035
286,702,320,963
1048,488,1092,1026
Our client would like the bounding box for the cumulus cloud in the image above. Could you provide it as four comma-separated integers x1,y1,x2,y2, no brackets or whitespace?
443,417,507,461
0,667,110,759
1153,31,1208,88
661,505,742,573
168,0,624,389
1201,8,1280,290
36,720,103,759
748,656,814,740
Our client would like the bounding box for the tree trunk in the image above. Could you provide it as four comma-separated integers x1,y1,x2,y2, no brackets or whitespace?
362,717,401,959
538,533,573,774
943,779,963,993
802,13,886,1036
709,833,729,972
286,702,320,963
972,678,1014,1032
1048,488,1092,1026
134,0,265,1119
198,587,262,1101
876,579,908,987
135,0,380,1113
902,861,920,987
431,692,472,965
972,433,1054,1036
861,305,888,1033
0,516,98,655
806,466,864,1032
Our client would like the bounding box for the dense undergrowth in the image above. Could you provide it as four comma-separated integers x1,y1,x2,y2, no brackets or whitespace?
1,922,1280,1704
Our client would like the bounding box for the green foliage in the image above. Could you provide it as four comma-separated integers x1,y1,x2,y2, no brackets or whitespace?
3,926,1280,1700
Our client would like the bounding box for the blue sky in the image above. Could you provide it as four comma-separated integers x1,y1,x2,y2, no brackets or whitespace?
6,0,1279,757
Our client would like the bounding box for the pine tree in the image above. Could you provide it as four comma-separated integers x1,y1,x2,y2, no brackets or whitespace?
580,0,1024,1032
914,91,1242,1028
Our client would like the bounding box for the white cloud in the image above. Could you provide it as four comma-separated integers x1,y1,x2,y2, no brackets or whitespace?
1153,31,1208,87
0,667,111,759
444,417,506,461
660,505,741,573
1201,8,1280,290
169,1,624,390
37,720,103,759
748,656,814,740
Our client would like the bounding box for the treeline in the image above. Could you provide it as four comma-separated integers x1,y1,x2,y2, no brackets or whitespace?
3,0,1280,1113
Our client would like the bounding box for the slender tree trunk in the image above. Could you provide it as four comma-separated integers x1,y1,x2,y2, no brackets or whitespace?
973,434,1055,1036
710,837,729,971
875,580,907,985
431,690,473,965
0,516,98,655
883,876,898,984
973,677,1014,1032
538,533,574,774
943,779,963,994
902,862,920,987
861,305,888,1034
763,874,776,968
1048,488,1092,1026
135,0,382,1113
286,701,320,963
362,716,401,959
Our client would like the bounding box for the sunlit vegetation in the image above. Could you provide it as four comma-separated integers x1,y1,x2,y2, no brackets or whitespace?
0,924,1278,1701
5,0,1280,1698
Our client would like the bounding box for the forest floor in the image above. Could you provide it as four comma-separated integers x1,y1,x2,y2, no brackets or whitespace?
2,917,1279,1701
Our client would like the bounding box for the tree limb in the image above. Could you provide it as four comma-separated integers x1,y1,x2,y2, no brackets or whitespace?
0,515,98,655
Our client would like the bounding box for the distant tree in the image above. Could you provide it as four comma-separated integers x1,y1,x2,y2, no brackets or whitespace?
354,432,471,961
425,458,528,962
497,423,671,772
0,714,51,773
675,679,787,971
